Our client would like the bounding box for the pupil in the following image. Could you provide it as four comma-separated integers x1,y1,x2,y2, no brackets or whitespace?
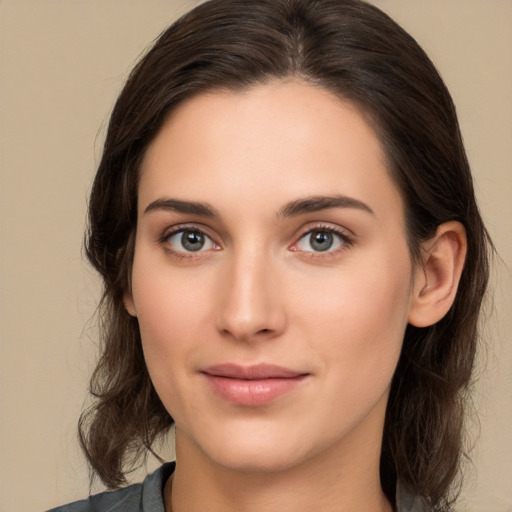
182,231,204,251
311,231,333,252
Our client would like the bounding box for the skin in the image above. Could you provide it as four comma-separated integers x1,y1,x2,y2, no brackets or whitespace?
124,80,467,512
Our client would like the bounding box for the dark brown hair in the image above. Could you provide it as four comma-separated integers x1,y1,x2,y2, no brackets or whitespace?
80,0,491,509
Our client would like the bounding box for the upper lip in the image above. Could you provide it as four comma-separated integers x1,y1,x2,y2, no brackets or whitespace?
202,363,308,380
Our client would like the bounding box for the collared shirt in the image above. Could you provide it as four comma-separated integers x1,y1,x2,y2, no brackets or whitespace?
47,462,430,512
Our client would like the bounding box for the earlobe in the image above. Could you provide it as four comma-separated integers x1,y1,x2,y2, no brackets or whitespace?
123,289,137,317
408,221,467,328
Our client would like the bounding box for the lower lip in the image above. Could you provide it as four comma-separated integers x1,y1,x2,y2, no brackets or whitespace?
203,374,307,406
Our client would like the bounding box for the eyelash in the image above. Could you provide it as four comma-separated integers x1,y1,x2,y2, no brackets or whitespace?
159,224,220,260
159,223,355,259
291,224,355,257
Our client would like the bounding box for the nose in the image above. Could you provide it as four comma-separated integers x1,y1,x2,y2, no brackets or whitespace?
215,250,287,343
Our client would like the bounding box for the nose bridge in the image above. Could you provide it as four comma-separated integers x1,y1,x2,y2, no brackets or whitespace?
216,242,285,341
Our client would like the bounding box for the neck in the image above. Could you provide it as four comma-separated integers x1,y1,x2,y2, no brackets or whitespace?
165,425,393,512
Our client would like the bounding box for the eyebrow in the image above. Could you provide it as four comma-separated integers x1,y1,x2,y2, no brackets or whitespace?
278,194,375,218
144,198,218,217
143,194,374,219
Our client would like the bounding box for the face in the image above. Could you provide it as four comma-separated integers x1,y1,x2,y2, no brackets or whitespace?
126,81,418,474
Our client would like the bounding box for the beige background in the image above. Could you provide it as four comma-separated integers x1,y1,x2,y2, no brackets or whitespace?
0,1,510,511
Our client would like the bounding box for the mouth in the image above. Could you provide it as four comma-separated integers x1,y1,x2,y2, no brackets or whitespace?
201,363,309,407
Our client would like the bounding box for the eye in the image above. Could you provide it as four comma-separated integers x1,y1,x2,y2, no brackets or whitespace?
166,229,217,253
294,228,350,253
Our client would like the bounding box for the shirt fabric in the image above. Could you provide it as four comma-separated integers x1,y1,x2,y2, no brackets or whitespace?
46,462,429,512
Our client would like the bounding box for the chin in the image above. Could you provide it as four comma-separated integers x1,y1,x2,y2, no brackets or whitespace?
209,443,309,475
179,415,314,474
192,415,344,476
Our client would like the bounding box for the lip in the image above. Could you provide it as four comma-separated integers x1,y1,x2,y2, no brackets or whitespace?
201,363,309,407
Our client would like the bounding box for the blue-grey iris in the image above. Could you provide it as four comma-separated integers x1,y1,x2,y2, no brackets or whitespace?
310,231,333,252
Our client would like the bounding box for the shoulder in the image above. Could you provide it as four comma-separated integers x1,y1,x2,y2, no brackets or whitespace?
45,484,142,512
45,462,175,512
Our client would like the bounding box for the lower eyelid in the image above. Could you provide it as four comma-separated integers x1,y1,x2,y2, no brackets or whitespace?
160,226,219,253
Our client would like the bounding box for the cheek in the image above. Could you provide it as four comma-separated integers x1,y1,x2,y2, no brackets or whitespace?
129,254,214,396
131,245,215,342
297,253,411,330
292,250,412,384
136,280,204,343
131,278,210,422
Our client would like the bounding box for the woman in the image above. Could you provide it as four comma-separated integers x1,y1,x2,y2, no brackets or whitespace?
48,0,491,510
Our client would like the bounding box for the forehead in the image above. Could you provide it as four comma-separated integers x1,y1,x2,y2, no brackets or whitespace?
139,80,403,223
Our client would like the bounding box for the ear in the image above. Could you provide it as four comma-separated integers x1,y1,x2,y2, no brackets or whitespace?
121,233,138,317
408,221,467,328
123,288,137,317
